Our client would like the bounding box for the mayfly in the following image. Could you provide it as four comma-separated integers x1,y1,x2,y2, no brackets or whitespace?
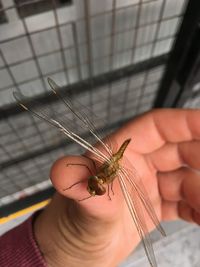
13,78,165,267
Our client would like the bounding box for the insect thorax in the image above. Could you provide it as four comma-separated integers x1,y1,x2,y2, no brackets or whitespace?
97,159,120,184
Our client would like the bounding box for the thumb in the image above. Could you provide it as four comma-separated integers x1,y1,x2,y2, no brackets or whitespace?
50,155,92,201
50,155,124,220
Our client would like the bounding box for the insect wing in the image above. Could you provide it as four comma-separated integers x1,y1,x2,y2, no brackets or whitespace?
118,170,158,267
120,165,165,236
47,78,113,158
13,90,108,164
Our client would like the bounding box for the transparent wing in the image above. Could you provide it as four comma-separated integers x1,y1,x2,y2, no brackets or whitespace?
48,78,113,158
118,170,158,267
13,90,109,164
120,164,165,236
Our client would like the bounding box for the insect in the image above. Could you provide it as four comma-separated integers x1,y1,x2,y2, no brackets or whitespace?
64,138,132,201
14,78,165,267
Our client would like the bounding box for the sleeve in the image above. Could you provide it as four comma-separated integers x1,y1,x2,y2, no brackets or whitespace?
0,212,47,267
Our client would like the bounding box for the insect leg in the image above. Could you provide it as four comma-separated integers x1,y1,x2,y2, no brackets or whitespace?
82,155,97,172
63,179,85,191
78,195,93,202
63,163,93,191
111,181,114,196
107,184,112,201
66,163,94,175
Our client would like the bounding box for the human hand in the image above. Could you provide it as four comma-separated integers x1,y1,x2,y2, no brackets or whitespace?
34,109,200,267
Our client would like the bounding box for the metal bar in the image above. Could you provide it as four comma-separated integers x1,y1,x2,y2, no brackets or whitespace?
153,0,200,108
17,1,66,157
0,143,35,187
17,8,48,93
72,22,82,80
0,60,47,184
176,42,200,107
0,144,31,192
0,20,73,44
107,0,116,123
120,0,143,117
1,169,23,192
0,13,182,47
1,0,19,22
51,0,70,83
0,0,174,20
83,0,94,117
135,0,167,113
1,54,168,120
84,0,93,78
0,50,20,90
0,33,176,73
0,50,50,155
0,51,50,157
51,3,80,134
109,0,116,72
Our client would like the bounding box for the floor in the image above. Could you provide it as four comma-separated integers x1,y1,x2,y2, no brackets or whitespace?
120,221,200,267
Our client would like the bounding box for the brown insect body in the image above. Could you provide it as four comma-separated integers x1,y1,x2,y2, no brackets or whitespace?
87,138,131,196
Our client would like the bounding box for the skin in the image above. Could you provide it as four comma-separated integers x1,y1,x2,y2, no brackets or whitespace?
34,109,200,267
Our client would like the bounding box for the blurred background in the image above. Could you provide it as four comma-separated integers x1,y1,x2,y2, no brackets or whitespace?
0,0,200,266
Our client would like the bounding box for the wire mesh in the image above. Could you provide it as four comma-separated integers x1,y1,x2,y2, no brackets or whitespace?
0,0,187,208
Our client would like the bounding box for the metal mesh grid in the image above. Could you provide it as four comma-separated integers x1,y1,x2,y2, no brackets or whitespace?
182,82,200,109
0,0,187,207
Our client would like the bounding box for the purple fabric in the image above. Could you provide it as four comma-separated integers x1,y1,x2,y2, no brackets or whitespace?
0,214,47,267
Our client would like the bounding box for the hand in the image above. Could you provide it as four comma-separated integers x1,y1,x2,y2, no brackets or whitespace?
34,109,200,267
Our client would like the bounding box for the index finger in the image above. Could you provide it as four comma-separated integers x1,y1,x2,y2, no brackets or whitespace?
115,109,200,154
